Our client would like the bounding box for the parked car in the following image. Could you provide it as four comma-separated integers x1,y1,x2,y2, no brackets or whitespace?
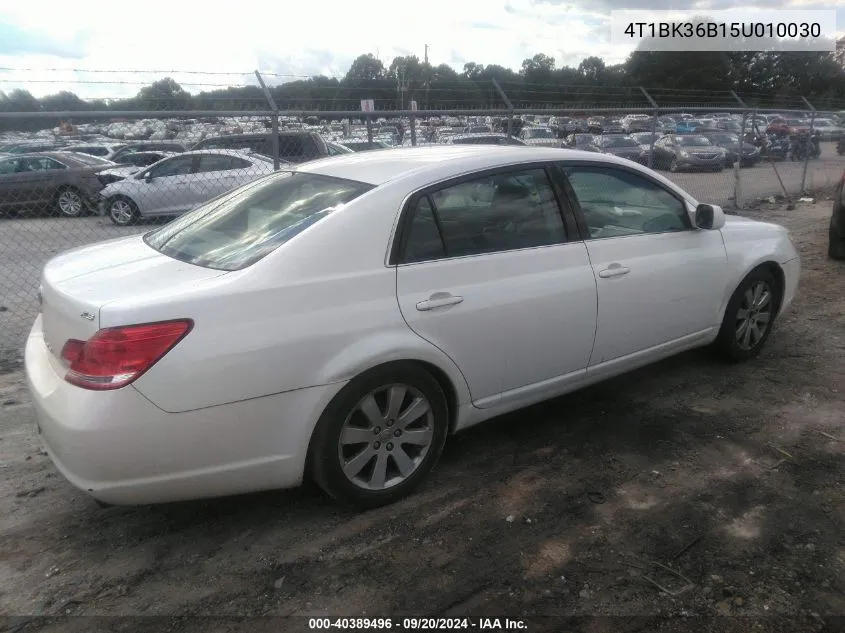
830,170,845,260
108,142,186,164
593,134,648,163
98,150,278,225
0,151,111,217
448,134,526,146
518,127,560,146
766,118,809,136
809,119,845,141
192,132,329,163
62,144,126,161
24,145,800,508
0,141,67,154
652,135,727,172
701,132,761,167
621,114,652,133
565,133,601,153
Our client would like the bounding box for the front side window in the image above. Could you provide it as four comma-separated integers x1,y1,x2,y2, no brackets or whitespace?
144,172,373,271
149,156,194,178
562,165,690,238
401,167,566,262
0,159,18,175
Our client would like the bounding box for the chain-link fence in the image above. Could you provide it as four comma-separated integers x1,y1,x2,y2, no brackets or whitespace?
1,95,844,369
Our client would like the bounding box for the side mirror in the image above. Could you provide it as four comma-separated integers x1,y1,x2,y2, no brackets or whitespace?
144,172,153,183
694,203,725,230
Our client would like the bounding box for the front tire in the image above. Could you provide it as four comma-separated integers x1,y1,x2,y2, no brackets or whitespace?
829,227,845,260
309,363,449,509
108,197,139,226
714,268,781,362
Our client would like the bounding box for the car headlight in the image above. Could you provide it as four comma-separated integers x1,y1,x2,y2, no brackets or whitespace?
680,150,690,157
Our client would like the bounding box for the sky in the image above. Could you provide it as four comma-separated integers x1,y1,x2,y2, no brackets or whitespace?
0,0,842,100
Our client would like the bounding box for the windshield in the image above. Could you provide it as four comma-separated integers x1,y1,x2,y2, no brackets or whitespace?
527,128,554,139
144,172,373,271
678,136,712,146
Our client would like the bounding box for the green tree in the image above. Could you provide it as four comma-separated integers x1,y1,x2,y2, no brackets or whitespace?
345,54,385,81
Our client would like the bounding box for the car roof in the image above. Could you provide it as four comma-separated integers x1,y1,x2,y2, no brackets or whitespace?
298,145,631,186
0,151,82,162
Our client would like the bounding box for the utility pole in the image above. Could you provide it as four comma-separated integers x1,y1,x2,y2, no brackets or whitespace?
424,44,429,65
424,45,430,109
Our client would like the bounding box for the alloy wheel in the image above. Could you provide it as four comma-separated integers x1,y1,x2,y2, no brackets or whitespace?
337,383,435,491
57,190,83,216
735,280,772,351
109,199,135,225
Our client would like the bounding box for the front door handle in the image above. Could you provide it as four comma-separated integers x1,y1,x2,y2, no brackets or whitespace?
416,293,464,311
598,264,631,279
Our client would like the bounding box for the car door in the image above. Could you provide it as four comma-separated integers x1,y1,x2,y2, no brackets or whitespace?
0,157,28,211
394,165,598,409
11,157,62,209
555,162,729,376
138,155,197,215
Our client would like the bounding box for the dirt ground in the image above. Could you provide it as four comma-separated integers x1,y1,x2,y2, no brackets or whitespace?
0,199,844,632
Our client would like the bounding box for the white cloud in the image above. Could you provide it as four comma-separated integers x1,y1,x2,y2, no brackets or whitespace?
0,0,841,99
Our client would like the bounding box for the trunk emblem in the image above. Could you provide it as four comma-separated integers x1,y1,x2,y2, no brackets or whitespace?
80,312,95,321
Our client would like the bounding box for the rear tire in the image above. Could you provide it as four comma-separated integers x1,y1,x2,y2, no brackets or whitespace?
309,362,449,510
54,187,85,217
714,268,781,362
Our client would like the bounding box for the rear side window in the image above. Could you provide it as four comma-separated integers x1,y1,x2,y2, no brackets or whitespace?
144,172,373,271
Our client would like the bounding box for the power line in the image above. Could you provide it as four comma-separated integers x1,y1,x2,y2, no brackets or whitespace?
0,67,325,78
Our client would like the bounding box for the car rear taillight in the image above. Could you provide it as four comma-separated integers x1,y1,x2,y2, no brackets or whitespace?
60,319,193,390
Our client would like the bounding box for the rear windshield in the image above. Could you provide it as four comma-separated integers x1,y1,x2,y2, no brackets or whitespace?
144,172,373,271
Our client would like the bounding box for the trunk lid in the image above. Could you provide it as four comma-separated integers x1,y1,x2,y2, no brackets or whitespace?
40,234,227,361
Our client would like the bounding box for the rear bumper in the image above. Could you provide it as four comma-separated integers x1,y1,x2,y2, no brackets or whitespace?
24,315,344,505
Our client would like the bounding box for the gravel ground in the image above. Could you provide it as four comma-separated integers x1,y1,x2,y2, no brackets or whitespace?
1,142,843,370
0,199,843,633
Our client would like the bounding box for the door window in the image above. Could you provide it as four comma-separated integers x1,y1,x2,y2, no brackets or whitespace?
401,167,566,262
561,165,690,238
148,156,194,178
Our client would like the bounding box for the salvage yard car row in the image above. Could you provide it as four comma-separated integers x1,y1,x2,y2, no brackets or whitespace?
0,111,842,226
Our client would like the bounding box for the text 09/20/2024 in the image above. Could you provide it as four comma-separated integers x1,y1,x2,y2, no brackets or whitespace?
308,618,528,630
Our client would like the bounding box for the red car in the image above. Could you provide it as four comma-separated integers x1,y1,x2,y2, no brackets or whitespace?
766,118,810,136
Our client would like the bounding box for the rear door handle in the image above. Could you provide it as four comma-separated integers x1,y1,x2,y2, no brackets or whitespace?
416,293,464,311
598,264,631,279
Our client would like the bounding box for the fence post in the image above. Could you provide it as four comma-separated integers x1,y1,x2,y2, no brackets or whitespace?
492,78,514,137
254,70,280,170
730,90,747,209
366,117,374,145
800,96,816,195
639,87,658,169
410,113,417,147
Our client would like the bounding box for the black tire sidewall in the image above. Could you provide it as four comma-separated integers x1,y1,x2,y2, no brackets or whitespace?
716,268,781,362
310,363,449,509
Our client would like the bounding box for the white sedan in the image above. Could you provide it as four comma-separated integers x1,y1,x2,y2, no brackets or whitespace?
98,149,277,225
25,146,800,508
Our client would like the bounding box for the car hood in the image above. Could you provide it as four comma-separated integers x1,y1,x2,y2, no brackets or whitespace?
605,147,642,155
98,165,140,177
523,138,561,146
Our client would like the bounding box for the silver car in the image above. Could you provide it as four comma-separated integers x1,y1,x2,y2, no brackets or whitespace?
653,135,727,172
98,150,278,225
